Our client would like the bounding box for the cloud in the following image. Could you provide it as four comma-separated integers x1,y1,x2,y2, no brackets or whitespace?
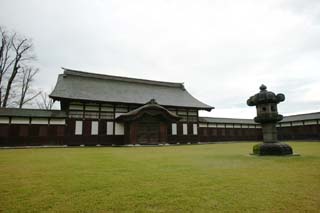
1,0,319,117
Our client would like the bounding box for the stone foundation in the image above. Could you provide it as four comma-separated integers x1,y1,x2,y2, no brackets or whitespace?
253,142,293,156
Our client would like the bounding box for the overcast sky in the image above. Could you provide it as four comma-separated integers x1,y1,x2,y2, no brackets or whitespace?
1,0,319,118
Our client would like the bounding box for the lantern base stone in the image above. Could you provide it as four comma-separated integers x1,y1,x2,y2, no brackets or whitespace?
252,142,293,156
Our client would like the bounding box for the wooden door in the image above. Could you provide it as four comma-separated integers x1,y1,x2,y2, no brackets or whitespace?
136,115,163,144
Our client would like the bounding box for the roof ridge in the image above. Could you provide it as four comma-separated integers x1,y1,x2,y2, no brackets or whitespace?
62,68,185,89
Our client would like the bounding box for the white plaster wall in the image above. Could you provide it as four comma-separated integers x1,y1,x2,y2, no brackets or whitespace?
107,121,114,135
193,124,198,135
199,123,207,128
171,123,177,135
50,119,66,125
75,121,83,135
183,123,188,135
217,124,225,128
31,118,48,124
11,117,29,124
234,124,241,128
0,117,9,124
69,104,83,110
304,120,317,125
91,121,99,135
115,122,124,135
281,122,291,127
225,124,233,128
85,105,99,111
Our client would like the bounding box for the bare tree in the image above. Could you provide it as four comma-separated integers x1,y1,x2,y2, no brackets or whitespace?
0,26,38,108
37,92,54,110
0,27,13,106
17,67,40,108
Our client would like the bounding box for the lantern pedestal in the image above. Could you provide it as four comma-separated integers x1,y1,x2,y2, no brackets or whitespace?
252,142,293,155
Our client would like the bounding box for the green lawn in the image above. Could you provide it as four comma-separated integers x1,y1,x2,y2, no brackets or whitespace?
0,142,320,212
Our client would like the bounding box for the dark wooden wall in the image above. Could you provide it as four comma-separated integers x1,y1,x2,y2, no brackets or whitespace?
0,122,319,147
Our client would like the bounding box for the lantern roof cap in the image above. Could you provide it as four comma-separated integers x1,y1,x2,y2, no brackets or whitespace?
247,84,285,106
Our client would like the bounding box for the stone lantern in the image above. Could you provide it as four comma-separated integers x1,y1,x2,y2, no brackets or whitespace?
247,84,293,155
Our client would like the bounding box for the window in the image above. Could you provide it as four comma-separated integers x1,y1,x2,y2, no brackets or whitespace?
115,122,124,135
91,121,99,135
106,121,114,135
183,123,188,135
172,123,177,135
75,121,83,135
193,124,198,135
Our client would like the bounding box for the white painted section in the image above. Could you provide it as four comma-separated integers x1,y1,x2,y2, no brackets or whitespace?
0,117,9,124
241,124,249,128
199,123,207,128
217,124,225,128
248,125,256,128
31,118,48,124
234,124,241,128
75,121,83,135
115,122,124,135
183,123,188,135
11,117,29,124
69,104,83,110
304,120,317,125
292,121,303,126
115,107,128,112
193,124,198,135
281,122,291,127
85,105,99,111
50,119,66,125
188,111,197,116
101,106,114,112
91,121,99,135
208,123,216,128
171,123,177,135
107,121,114,135
226,124,233,128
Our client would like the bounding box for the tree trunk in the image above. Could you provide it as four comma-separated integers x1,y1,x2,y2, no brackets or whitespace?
2,56,20,107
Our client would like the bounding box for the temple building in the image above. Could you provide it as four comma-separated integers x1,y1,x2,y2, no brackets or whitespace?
0,68,319,146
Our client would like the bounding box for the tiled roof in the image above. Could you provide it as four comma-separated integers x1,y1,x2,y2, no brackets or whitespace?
0,108,66,118
50,68,213,110
200,112,320,124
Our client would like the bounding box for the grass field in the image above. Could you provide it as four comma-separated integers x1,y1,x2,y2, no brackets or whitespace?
0,142,320,212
